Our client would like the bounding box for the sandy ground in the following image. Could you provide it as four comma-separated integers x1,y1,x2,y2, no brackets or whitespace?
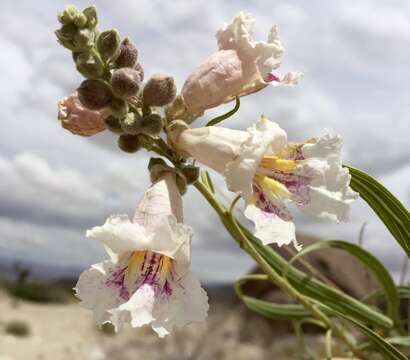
0,288,334,360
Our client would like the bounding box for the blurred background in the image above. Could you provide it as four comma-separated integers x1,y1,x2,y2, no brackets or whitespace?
0,1,409,359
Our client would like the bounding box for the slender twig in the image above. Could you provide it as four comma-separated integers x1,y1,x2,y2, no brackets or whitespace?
147,137,366,359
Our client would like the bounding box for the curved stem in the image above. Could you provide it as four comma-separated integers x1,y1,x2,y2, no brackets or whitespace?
194,179,366,359
148,140,366,359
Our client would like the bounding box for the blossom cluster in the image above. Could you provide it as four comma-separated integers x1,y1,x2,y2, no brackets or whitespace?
56,6,357,336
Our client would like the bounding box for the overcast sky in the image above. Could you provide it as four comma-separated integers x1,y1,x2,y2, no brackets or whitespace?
0,0,409,283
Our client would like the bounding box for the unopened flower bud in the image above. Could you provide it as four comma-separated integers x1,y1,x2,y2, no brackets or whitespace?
114,38,138,68
83,6,98,29
55,23,78,50
165,95,201,124
77,79,112,110
97,29,120,61
74,12,87,28
111,68,141,99
139,114,163,136
118,134,143,153
120,112,141,135
75,52,103,78
181,165,200,184
104,115,124,134
134,63,144,81
59,23,77,38
109,97,129,119
73,28,95,50
142,74,177,107
58,5,78,25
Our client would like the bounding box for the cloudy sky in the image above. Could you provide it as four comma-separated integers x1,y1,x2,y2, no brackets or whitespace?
0,0,409,283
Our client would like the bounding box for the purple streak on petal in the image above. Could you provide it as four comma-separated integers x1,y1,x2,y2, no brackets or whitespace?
163,280,172,296
105,266,130,301
253,184,292,221
265,73,280,82
267,171,311,205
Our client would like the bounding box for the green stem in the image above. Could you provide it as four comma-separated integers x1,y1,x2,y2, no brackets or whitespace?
193,179,366,359
148,140,366,359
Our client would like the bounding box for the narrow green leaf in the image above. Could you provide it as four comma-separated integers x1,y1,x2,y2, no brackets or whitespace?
235,276,314,320
285,240,401,330
347,166,410,257
239,223,394,329
335,312,408,360
360,337,410,351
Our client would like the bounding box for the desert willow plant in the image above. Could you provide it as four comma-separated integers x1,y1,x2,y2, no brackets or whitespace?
55,5,410,359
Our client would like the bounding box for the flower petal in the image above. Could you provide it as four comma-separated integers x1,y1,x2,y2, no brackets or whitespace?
268,71,304,86
150,215,193,265
216,12,283,76
75,261,122,325
151,271,209,337
244,204,300,249
58,93,109,136
225,117,287,201
86,215,150,255
182,12,295,114
134,172,183,230
298,134,358,222
174,125,249,173
109,284,155,331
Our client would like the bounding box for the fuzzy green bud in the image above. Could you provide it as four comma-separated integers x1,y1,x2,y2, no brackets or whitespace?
120,112,141,135
74,12,88,28
181,165,200,185
97,29,120,61
104,115,124,134
83,6,98,28
55,24,78,50
73,28,95,50
114,38,138,68
77,79,112,110
75,52,103,78
58,5,78,25
139,114,163,136
165,95,202,124
109,97,129,119
142,73,177,107
118,134,143,153
59,23,77,38
111,68,141,99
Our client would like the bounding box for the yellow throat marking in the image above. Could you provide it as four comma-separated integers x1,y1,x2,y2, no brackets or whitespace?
124,251,146,290
254,173,292,198
260,156,298,172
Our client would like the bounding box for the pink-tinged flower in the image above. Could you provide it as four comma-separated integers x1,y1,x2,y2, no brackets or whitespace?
58,93,110,136
75,172,208,337
171,117,358,249
181,12,303,114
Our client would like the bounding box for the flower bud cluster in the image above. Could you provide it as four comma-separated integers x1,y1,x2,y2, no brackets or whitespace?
55,5,182,154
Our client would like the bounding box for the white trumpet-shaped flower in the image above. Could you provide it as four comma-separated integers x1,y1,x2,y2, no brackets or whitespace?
75,172,208,337
181,12,303,114
171,117,358,249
